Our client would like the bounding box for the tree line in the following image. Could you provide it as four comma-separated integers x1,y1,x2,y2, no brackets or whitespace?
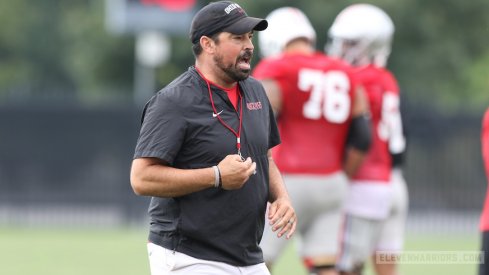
0,0,488,113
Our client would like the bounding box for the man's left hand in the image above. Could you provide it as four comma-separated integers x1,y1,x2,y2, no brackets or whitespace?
267,197,296,239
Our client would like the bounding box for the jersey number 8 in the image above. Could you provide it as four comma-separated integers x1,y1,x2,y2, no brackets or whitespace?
378,92,406,154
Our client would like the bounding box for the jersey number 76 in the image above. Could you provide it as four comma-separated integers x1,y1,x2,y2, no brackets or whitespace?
298,69,351,123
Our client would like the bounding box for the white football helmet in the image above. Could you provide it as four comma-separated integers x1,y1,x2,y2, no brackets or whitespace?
258,7,316,58
327,4,394,67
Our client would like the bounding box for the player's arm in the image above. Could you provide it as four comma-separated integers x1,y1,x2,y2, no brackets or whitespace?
386,92,407,167
130,155,256,197
260,79,282,116
391,114,406,168
344,85,372,178
267,149,296,239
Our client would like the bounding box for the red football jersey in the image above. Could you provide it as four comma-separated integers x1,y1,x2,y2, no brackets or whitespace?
351,65,402,182
253,52,356,174
480,108,489,231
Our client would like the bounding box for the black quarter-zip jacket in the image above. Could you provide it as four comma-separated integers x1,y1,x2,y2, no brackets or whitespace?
134,66,281,266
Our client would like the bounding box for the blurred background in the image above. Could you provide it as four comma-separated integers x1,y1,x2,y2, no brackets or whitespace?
1,0,488,274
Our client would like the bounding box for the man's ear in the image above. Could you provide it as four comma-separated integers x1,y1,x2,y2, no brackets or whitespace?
200,36,216,54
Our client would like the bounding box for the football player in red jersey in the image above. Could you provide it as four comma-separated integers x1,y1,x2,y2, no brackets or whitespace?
327,4,407,275
253,7,372,275
479,108,489,275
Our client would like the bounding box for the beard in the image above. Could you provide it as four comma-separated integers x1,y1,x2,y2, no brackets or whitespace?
213,50,253,82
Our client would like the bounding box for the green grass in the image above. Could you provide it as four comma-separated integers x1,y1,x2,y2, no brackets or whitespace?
0,227,480,275
272,233,481,275
0,227,150,275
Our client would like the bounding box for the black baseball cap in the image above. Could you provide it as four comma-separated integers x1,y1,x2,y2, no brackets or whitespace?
190,1,268,44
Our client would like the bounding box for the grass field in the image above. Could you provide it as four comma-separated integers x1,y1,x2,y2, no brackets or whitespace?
0,227,480,275
272,233,480,275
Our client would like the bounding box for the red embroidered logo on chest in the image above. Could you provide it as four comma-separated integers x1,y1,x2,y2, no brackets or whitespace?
246,101,262,110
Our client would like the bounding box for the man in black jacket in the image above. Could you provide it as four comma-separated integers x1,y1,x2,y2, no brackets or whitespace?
130,1,296,274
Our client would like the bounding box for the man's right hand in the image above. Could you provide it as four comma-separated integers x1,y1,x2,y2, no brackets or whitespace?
218,154,256,190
